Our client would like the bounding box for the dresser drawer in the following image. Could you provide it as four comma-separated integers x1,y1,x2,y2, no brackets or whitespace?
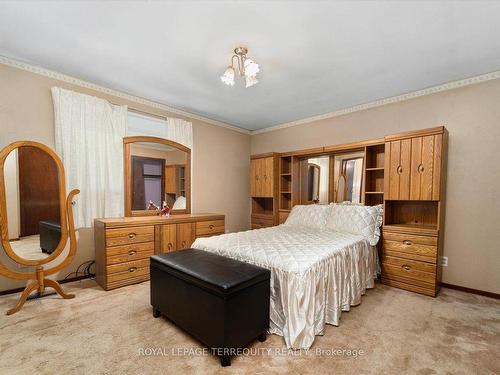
382,255,436,274
107,267,150,285
106,242,154,265
196,220,225,236
251,215,274,228
107,258,149,277
382,260,436,286
383,231,437,246
106,226,154,247
383,240,437,263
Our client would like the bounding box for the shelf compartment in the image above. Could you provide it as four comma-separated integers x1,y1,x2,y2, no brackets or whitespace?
280,156,292,175
385,200,438,229
365,168,384,193
366,144,385,169
251,197,274,216
280,193,292,211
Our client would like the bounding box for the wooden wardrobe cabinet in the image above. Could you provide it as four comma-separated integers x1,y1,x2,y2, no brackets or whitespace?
382,126,448,297
250,156,275,198
385,130,443,201
250,153,279,229
94,214,225,290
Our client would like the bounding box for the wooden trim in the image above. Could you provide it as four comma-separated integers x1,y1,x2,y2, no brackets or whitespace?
384,126,445,141
250,152,279,160
96,213,225,228
279,147,325,158
324,138,385,153
0,274,94,296
440,283,500,300
123,136,191,216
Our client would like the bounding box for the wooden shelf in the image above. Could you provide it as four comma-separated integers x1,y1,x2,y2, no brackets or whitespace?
279,209,291,212
280,173,292,176
365,167,384,171
280,191,292,194
365,191,384,194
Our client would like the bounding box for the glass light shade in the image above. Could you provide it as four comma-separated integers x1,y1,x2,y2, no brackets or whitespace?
220,66,235,86
245,75,259,88
243,58,260,77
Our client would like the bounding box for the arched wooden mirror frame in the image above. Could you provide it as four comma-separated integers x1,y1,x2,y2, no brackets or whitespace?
0,141,80,315
123,136,191,216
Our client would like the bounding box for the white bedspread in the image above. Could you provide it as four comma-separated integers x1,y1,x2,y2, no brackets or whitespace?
192,225,375,349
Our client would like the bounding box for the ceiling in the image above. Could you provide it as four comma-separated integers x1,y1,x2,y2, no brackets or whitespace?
1,1,500,131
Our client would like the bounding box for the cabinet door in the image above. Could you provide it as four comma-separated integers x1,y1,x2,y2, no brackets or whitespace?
250,159,258,197
263,157,274,197
410,135,442,200
165,166,176,194
386,139,411,200
159,224,176,253
176,222,195,250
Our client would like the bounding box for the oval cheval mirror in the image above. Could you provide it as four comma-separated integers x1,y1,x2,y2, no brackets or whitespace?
0,141,80,315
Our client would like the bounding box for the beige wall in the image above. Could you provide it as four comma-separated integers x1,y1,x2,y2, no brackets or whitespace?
0,63,251,292
252,78,500,294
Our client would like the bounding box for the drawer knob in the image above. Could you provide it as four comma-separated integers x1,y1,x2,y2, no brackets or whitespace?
418,164,425,173
129,267,137,273
128,250,137,256
397,165,403,174
402,265,411,271
403,240,413,246
128,233,136,239
209,224,214,230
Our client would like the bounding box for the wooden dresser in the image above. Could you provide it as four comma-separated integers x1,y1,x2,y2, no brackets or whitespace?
94,213,225,290
382,126,448,297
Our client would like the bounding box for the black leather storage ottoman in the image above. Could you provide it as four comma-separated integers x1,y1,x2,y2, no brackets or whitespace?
150,249,271,367
39,220,61,254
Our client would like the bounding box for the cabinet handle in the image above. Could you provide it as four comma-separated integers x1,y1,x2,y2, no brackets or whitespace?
418,164,425,173
167,243,173,251
397,165,403,174
403,240,413,246
128,233,136,239
181,241,186,248
129,267,137,273
256,175,259,181
401,265,411,271
128,250,137,256
209,224,214,230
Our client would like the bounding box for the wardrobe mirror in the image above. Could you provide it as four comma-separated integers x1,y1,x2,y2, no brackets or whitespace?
300,156,330,204
332,152,364,203
2,145,64,261
124,136,191,216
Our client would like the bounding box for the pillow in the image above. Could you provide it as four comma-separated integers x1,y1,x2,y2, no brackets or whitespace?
172,196,186,210
326,203,383,245
283,204,330,229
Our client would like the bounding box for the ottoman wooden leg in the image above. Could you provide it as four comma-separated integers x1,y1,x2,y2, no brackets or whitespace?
219,355,231,367
152,308,161,318
257,332,267,342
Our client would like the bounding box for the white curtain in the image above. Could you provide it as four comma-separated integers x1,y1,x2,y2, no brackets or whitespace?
52,87,127,228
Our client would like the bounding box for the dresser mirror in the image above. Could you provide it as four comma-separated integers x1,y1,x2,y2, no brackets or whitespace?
124,136,191,216
0,141,79,315
332,151,364,203
300,156,330,204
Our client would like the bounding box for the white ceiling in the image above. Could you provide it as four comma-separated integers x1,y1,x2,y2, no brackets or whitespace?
1,1,500,131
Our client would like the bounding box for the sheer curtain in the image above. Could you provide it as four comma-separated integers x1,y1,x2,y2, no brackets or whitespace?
52,87,127,228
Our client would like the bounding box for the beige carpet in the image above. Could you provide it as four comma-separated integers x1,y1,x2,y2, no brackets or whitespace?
0,280,498,375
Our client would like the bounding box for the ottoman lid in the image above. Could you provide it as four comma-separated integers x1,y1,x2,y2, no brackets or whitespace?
151,249,270,297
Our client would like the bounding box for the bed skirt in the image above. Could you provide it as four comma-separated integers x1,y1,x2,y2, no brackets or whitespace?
267,242,375,349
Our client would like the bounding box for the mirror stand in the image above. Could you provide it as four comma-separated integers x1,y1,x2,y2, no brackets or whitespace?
3,188,79,315
0,141,80,315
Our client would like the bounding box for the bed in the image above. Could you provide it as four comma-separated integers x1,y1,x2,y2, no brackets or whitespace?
192,203,383,350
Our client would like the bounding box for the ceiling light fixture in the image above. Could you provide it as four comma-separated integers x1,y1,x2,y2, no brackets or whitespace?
220,47,260,88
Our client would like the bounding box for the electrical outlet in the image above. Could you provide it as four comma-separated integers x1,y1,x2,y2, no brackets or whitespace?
441,256,448,267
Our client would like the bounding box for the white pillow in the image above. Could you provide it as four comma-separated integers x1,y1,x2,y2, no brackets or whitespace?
326,203,383,245
172,196,186,210
283,204,330,229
